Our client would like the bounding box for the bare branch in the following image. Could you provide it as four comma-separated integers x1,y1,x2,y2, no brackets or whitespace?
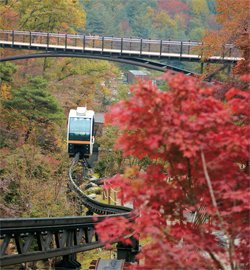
200,149,224,227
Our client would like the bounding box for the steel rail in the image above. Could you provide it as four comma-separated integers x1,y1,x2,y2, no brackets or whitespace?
0,154,134,266
0,214,130,233
68,153,131,214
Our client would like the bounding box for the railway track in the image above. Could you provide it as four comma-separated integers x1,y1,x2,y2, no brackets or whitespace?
69,153,132,215
0,154,135,267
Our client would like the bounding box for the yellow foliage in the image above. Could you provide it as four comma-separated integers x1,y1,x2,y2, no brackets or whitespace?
17,0,86,32
124,166,139,178
0,83,11,100
101,87,112,96
152,11,175,29
190,0,209,16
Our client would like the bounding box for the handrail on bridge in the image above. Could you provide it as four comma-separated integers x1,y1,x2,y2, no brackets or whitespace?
0,29,241,63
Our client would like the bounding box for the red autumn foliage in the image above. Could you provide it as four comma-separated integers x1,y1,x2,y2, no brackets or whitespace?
96,72,250,269
120,20,130,33
203,0,249,76
158,0,189,16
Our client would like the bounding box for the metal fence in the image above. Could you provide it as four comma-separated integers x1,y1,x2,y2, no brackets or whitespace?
0,30,240,59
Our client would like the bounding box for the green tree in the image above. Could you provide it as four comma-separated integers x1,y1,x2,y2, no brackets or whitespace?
124,0,156,37
84,0,121,35
206,0,216,14
3,76,64,143
190,0,209,17
85,6,105,35
0,62,17,101
0,62,17,83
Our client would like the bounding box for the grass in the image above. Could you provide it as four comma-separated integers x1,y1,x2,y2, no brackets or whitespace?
77,246,117,270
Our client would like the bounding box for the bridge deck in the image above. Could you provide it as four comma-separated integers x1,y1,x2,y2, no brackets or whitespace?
0,30,242,64
0,40,241,63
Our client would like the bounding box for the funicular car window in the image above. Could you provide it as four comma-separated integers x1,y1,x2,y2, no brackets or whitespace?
69,117,91,140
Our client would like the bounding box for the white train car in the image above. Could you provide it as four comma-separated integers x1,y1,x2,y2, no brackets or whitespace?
67,107,95,159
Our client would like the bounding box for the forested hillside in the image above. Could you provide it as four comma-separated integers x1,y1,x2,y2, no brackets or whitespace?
0,0,247,218
0,0,123,219
1,0,218,219
0,0,248,218
0,0,249,269
81,0,219,73
82,0,217,40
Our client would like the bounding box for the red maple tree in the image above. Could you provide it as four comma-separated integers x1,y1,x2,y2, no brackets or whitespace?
158,0,189,16
96,72,249,269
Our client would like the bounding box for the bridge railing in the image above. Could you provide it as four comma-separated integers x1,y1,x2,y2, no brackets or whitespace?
0,30,240,59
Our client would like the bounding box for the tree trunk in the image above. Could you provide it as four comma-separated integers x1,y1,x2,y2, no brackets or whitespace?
24,125,33,142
